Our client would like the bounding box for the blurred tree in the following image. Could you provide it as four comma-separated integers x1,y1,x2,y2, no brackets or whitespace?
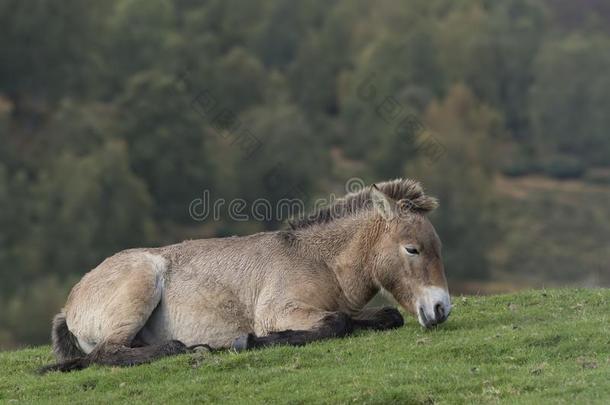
0,97,18,170
118,70,215,223
0,0,112,113
213,47,267,113
545,0,610,34
530,34,610,166
27,100,115,167
457,0,545,138
341,22,446,164
233,101,328,229
181,0,267,53
0,165,32,294
288,6,351,118
103,0,178,97
254,0,329,69
1,276,72,346
28,140,155,279
0,101,32,294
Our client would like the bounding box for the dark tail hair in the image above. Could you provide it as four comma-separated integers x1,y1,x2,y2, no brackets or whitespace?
37,313,87,374
37,357,90,374
51,313,83,361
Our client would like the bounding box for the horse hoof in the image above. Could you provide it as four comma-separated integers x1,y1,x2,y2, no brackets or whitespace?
187,344,213,353
167,339,189,353
231,333,255,351
381,307,404,329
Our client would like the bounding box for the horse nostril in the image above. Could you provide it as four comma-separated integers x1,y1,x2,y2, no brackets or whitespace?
419,306,427,324
434,303,445,322
419,306,438,328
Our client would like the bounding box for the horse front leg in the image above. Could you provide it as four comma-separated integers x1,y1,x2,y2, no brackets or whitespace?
351,306,404,331
231,312,354,351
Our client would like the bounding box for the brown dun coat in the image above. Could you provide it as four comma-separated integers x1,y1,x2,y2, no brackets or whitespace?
39,178,451,373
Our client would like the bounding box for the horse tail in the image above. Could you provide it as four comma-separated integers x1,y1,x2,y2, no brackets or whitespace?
37,312,87,374
50,312,83,362
37,357,90,374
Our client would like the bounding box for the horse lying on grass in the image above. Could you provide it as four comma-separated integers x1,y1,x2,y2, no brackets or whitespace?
39,178,451,373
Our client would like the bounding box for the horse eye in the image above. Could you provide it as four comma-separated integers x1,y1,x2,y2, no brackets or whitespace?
405,246,419,256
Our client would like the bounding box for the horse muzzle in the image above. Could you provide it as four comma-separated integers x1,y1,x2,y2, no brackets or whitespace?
416,286,452,328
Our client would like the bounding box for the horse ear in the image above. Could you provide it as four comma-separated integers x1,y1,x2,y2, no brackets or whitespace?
371,184,395,220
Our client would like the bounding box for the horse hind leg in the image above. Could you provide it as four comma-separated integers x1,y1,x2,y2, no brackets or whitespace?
40,253,189,373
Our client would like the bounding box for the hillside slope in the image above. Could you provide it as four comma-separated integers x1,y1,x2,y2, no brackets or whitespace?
0,289,608,404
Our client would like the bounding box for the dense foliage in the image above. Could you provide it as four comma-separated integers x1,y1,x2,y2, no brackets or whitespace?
0,0,609,347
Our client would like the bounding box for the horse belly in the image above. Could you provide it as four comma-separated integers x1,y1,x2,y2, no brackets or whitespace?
138,288,254,349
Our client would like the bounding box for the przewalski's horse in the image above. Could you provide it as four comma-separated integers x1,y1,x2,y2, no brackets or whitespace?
39,178,451,373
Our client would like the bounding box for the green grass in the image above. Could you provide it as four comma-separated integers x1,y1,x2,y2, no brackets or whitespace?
1,289,608,404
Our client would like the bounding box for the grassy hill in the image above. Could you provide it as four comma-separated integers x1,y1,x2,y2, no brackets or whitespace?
0,289,608,404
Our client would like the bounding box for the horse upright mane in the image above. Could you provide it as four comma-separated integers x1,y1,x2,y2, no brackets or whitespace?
289,178,438,230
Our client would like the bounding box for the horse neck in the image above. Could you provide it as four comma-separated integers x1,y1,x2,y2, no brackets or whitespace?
294,212,383,311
